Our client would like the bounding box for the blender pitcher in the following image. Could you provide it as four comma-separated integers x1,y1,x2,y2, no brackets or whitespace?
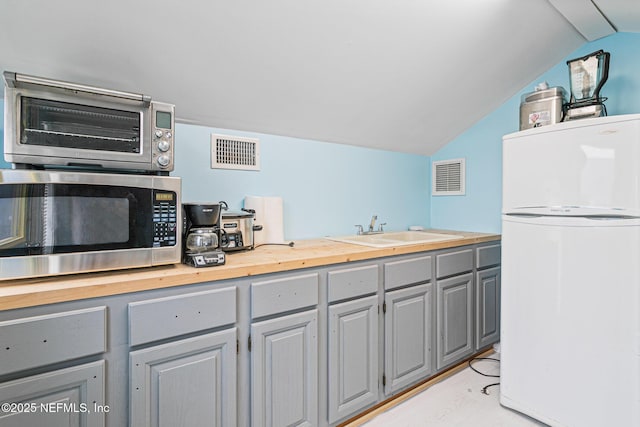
564,49,610,121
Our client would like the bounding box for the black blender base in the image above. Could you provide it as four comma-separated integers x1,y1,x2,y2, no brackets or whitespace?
183,250,226,267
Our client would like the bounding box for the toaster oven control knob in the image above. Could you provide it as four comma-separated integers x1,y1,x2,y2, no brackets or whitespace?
157,140,171,152
155,130,164,138
157,154,171,167
165,131,172,139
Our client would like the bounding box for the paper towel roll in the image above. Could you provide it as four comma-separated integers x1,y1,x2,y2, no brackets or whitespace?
244,196,284,245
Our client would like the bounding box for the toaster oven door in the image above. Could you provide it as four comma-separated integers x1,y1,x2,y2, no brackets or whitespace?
7,92,152,169
20,97,143,154
4,83,155,170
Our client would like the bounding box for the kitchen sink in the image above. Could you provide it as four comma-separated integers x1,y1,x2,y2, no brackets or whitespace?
326,231,464,248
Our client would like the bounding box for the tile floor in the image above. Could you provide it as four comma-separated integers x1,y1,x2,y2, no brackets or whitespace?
362,356,549,427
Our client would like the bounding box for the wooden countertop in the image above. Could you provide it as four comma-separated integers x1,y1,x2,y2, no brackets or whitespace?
0,230,500,311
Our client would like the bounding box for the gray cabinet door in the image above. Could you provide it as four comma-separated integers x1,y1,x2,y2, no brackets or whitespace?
0,360,105,427
436,273,473,370
130,328,237,427
328,295,378,423
475,267,501,350
251,310,318,427
384,283,433,395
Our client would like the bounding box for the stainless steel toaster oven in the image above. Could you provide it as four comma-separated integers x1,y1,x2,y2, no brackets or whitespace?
3,71,175,173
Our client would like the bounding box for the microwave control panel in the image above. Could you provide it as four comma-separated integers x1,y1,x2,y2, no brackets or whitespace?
152,191,178,247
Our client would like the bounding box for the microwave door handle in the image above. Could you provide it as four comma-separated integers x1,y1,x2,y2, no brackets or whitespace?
6,72,151,105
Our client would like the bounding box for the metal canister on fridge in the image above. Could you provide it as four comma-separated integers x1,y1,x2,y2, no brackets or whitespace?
519,83,566,130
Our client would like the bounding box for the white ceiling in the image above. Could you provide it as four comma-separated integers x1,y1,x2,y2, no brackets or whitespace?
0,1,637,155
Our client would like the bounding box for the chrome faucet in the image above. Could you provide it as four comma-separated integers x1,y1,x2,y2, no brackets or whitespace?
355,215,386,235
368,215,378,233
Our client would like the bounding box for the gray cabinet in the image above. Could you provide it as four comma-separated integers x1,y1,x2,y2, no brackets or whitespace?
384,283,433,395
0,306,107,427
382,255,433,396
327,295,378,423
475,243,502,350
0,240,501,427
128,286,238,427
250,273,319,427
436,273,474,370
435,247,475,371
475,267,501,350
326,264,379,424
0,361,105,427
130,329,237,427
251,310,318,427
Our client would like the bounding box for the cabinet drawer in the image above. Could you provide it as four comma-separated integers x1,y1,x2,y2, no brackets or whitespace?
328,264,378,303
251,273,319,319
384,256,431,290
129,287,236,347
0,306,106,376
436,248,473,279
476,244,501,269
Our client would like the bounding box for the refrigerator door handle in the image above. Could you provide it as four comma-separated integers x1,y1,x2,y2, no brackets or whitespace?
505,213,639,220
504,205,640,217
503,213,640,227
504,213,543,218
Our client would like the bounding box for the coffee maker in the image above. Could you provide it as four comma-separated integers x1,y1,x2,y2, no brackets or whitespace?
182,203,226,267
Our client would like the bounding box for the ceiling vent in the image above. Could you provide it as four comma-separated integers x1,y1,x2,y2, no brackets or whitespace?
211,134,260,171
432,158,465,196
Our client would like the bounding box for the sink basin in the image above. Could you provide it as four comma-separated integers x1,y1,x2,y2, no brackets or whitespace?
326,231,464,248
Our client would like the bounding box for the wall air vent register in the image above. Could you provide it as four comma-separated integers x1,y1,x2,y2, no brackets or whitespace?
211,134,260,171
432,158,465,196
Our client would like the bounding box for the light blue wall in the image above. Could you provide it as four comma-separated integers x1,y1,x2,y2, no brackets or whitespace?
0,101,430,239
174,125,430,240
431,32,640,233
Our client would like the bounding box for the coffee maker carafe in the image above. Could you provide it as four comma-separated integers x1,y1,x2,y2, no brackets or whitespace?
182,203,226,267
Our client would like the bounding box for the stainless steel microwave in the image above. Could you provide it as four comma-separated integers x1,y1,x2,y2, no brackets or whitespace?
3,71,175,173
0,169,181,280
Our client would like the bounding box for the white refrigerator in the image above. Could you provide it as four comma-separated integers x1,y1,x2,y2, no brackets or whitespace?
501,114,640,427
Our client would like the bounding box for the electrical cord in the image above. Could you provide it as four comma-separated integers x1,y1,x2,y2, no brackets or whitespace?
223,242,295,254
254,242,295,248
468,357,500,395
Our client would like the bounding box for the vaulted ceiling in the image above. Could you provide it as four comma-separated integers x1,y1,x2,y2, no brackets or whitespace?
0,1,637,155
